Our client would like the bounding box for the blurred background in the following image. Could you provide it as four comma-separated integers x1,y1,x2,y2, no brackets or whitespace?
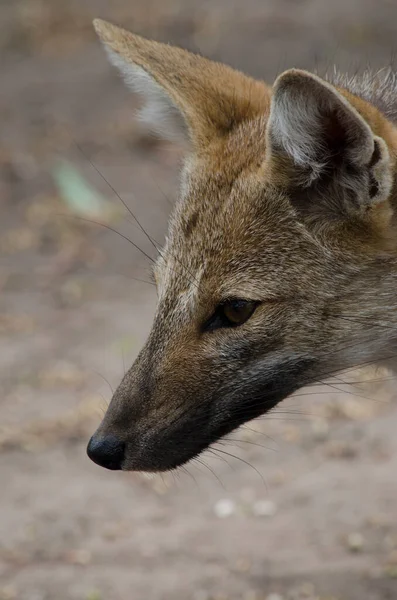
1,1,397,599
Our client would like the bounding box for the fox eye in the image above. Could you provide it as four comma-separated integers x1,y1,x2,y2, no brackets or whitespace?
222,299,258,325
204,299,259,332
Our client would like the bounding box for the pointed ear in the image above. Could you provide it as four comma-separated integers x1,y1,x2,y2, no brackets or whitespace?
93,19,268,147
266,69,393,209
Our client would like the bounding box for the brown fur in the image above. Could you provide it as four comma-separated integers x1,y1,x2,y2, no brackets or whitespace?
88,19,397,472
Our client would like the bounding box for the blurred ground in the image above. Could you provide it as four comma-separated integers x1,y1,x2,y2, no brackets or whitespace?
1,1,397,599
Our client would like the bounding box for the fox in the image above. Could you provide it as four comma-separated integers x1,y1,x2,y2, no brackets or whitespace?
87,18,397,473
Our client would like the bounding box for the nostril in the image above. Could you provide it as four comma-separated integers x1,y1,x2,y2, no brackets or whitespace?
87,434,125,470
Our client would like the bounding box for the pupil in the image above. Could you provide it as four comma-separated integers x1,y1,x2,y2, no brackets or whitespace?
226,301,247,322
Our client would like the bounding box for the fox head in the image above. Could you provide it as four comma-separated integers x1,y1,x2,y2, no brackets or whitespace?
87,19,397,472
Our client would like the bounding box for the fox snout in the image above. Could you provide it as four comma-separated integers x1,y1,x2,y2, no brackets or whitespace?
87,402,214,473
86,379,215,472
87,333,315,472
87,334,218,472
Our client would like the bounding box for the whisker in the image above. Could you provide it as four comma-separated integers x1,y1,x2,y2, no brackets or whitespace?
91,370,114,396
74,143,202,290
206,448,233,468
178,465,199,488
211,447,266,487
97,393,109,415
121,348,126,377
58,214,156,264
75,141,160,255
240,425,278,446
224,437,276,452
308,380,387,404
153,179,173,207
193,457,225,488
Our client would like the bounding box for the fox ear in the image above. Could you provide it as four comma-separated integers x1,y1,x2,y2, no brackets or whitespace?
93,19,268,147
266,69,392,209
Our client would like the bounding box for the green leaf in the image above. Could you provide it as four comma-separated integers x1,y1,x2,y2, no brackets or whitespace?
52,161,112,218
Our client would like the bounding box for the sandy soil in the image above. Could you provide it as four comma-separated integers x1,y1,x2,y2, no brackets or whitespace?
1,1,397,599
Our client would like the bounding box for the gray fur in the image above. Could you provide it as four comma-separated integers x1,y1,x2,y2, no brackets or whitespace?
328,67,397,122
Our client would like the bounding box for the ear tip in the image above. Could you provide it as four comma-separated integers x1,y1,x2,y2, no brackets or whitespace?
272,70,336,107
93,18,107,33
93,18,126,44
274,69,317,92
93,18,146,51
93,18,112,41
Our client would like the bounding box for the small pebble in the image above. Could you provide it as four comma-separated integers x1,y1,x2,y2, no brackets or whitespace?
325,440,357,460
282,425,301,443
347,532,365,552
213,498,235,518
252,499,277,517
66,548,92,565
311,418,330,440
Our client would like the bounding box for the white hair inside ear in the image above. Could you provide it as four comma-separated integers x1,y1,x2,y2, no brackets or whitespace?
267,69,393,206
268,70,375,180
105,47,188,143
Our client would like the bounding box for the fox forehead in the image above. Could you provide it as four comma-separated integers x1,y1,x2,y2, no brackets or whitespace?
154,142,320,313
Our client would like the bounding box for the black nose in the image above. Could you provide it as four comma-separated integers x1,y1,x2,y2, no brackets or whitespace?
87,434,125,470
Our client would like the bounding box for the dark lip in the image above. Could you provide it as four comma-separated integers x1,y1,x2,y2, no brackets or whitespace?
119,390,290,473
110,358,316,473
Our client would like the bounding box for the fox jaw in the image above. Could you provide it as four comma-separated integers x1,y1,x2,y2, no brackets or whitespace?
87,19,397,472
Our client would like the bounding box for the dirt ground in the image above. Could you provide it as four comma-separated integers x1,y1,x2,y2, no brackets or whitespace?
1,1,397,599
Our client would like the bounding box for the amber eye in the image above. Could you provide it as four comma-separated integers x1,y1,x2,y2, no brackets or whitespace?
222,299,258,325
203,299,259,332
